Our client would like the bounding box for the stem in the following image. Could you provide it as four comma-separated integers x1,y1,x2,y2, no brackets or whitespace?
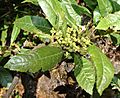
2,76,20,98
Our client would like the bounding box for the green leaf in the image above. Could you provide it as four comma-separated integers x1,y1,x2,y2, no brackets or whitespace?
1,25,8,47
0,56,3,62
10,24,20,45
74,54,83,76
14,16,51,33
62,4,77,29
38,0,65,29
110,0,120,12
37,0,57,27
74,55,95,95
22,0,38,5
88,45,114,95
62,0,81,26
69,0,76,3
110,33,120,45
97,0,113,17
83,0,97,10
96,11,120,30
0,66,12,87
111,76,120,92
38,0,80,30
49,0,66,29
71,4,91,17
4,46,63,73
93,6,102,24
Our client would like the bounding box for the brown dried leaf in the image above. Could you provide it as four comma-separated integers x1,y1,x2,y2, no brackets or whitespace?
36,62,68,98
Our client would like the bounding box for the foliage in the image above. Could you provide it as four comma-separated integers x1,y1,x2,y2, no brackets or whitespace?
88,45,114,95
5,46,63,73
11,23,20,46
74,55,95,95
96,11,120,30
0,0,120,97
111,76,120,92
14,16,52,34
110,33,120,45
0,66,12,87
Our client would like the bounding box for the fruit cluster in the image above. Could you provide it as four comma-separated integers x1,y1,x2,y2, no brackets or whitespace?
50,26,91,55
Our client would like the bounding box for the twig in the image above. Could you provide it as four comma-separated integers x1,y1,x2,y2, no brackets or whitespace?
0,11,10,19
2,76,20,98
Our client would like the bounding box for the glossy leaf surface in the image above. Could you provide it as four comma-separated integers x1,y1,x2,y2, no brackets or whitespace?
14,16,51,33
83,0,97,10
96,11,120,30
88,45,114,95
93,6,101,24
5,46,63,73
74,55,95,95
0,67,12,87
62,0,81,26
97,0,113,17
72,4,91,17
110,0,120,12
38,0,65,29
10,24,20,45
